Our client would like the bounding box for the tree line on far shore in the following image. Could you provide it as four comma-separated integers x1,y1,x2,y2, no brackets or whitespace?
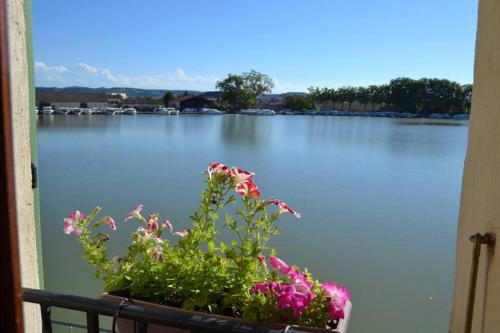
164,70,473,114
308,78,472,115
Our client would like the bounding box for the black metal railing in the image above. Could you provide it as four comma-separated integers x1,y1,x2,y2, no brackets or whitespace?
22,288,303,333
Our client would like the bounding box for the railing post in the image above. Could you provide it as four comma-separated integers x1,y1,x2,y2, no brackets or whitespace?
464,233,494,333
40,304,52,333
86,311,99,333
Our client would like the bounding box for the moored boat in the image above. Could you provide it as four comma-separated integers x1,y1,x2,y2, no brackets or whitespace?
240,108,275,115
53,107,69,115
156,107,179,115
123,108,137,115
41,106,54,115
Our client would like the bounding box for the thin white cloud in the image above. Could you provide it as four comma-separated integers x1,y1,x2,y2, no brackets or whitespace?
35,60,220,91
35,60,307,93
75,63,98,73
35,61,67,73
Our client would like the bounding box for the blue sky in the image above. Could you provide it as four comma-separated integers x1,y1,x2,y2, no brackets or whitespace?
33,0,478,92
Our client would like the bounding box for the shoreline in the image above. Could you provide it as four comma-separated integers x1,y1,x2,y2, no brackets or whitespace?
37,110,470,120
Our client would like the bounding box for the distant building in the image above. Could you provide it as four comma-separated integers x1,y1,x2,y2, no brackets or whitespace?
169,95,217,110
200,91,220,101
168,95,192,109
122,97,162,110
108,93,126,106
168,95,217,110
110,92,127,100
36,91,110,108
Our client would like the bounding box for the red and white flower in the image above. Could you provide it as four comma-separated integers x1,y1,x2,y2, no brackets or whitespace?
124,204,143,222
235,179,261,199
208,162,233,177
103,216,116,231
162,220,173,233
147,214,159,231
137,227,162,244
231,167,255,186
149,246,164,261
263,198,301,218
173,229,188,237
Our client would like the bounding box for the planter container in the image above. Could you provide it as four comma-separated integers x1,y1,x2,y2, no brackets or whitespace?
102,294,351,333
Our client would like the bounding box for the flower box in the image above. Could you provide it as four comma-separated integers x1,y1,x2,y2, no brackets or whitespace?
102,293,351,333
65,163,352,332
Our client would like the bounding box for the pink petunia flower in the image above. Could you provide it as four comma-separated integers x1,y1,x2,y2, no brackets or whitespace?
269,256,292,274
68,210,88,220
289,269,313,289
235,178,261,199
162,220,173,233
258,256,266,263
173,229,188,237
63,210,86,235
149,246,164,261
147,214,159,231
137,227,162,244
274,284,314,318
322,282,350,320
250,281,282,295
104,216,116,231
124,204,143,222
262,198,301,218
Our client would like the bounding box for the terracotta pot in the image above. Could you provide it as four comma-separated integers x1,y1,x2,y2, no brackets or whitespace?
102,294,351,333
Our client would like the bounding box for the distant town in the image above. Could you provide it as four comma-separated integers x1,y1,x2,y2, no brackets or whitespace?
36,71,472,120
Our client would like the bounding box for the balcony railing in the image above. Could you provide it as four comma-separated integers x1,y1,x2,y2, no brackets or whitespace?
22,288,306,333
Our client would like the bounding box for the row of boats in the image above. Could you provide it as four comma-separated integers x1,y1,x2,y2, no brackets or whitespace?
37,107,180,116
37,106,266,116
37,106,227,116
36,106,470,120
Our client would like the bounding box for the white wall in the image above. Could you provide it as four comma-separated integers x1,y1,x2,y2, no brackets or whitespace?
450,0,500,331
7,0,42,331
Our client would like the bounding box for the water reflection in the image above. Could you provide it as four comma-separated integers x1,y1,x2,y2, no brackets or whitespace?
37,115,468,333
220,114,271,145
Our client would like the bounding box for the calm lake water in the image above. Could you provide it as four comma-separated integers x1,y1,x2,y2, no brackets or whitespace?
37,115,468,333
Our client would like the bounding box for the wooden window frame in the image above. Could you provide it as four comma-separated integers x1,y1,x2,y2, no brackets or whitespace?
0,0,25,331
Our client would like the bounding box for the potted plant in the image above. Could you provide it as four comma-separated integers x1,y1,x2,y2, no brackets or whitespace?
63,163,351,332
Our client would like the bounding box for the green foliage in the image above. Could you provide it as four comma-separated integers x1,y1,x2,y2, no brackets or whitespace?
216,70,274,111
311,78,472,114
284,95,318,111
67,171,328,327
163,91,176,106
66,164,351,329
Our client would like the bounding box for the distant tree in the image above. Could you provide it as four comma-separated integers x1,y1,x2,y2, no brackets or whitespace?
335,87,348,110
336,86,357,110
388,78,425,113
356,87,370,111
308,87,332,108
462,84,473,113
308,87,322,101
163,91,176,106
372,84,389,110
216,70,274,111
183,91,189,96
310,77,471,115
420,79,464,114
284,95,318,111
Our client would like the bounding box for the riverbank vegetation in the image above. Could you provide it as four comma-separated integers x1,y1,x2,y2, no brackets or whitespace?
309,78,472,115
284,95,318,111
216,70,274,111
